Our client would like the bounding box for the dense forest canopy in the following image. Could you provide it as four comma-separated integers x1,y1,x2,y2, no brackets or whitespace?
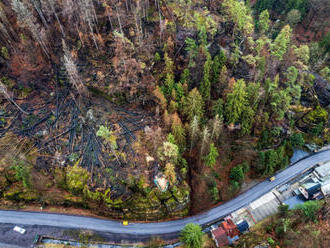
0,0,329,220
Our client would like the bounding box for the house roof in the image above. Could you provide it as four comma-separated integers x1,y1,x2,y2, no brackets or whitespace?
221,219,240,238
211,227,229,247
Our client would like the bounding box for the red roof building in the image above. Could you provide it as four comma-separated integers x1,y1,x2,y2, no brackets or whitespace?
211,219,240,247
211,226,229,247
221,218,240,238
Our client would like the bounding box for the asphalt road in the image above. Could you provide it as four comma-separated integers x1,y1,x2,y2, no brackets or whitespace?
0,149,329,239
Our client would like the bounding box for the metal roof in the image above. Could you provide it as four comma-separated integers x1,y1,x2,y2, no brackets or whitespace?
321,181,330,196
315,161,330,178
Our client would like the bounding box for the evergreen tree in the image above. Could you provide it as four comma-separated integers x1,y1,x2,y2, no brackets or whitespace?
200,51,212,101
222,0,254,35
241,106,255,135
212,50,227,84
180,68,190,87
270,89,291,120
271,25,292,61
204,143,219,168
218,65,228,95
225,79,248,124
290,133,305,148
213,98,224,118
258,10,270,34
246,82,260,111
171,119,186,150
185,38,198,67
183,88,204,121
164,52,175,97
230,165,244,182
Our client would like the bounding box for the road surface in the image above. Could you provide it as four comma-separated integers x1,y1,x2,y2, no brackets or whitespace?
0,149,329,238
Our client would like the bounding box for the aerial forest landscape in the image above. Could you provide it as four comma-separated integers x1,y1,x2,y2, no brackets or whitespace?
0,0,329,247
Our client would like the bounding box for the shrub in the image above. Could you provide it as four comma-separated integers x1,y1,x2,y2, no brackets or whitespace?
230,165,244,182
278,204,289,217
66,163,90,194
295,200,321,222
290,133,305,148
1,47,9,59
10,160,31,188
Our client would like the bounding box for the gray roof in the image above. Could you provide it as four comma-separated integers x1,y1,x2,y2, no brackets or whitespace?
315,161,330,178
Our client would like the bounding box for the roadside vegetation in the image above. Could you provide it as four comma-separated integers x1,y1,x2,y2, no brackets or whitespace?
233,198,329,248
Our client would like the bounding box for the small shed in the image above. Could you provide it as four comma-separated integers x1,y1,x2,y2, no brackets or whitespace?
236,220,249,234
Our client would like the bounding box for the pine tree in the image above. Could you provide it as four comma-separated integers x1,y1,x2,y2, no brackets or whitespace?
164,52,175,97
185,38,198,67
213,98,224,118
246,82,260,111
271,25,292,61
180,68,190,86
204,143,219,168
183,88,204,121
200,51,212,101
212,50,226,84
225,79,248,124
258,10,270,34
230,165,244,182
222,0,254,35
218,65,228,96
240,106,255,136
171,115,186,150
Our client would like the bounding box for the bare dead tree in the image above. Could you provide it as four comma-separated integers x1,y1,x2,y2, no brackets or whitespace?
62,39,88,97
0,81,29,115
0,5,17,49
11,0,50,57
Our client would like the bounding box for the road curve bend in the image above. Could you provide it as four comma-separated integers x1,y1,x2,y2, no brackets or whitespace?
0,149,329,237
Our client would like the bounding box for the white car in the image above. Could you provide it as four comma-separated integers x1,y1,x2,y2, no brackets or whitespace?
13,226,26,234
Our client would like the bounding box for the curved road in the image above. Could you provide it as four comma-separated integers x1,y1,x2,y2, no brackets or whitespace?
0,149,329,238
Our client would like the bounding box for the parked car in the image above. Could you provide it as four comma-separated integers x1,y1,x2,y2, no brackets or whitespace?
269,176,276,182
13,226,26,234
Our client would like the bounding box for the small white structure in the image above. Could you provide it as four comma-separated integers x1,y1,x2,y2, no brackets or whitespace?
13,226,26,234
